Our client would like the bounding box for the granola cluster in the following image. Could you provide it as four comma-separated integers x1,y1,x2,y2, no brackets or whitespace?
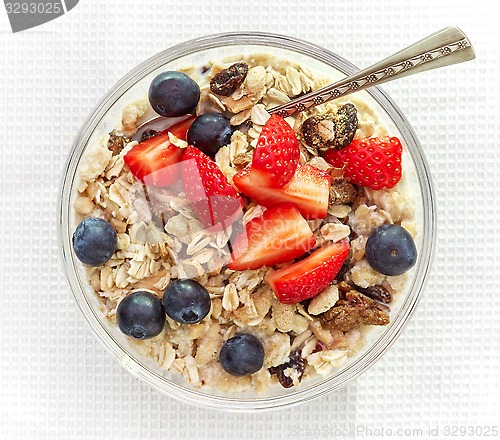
73,52,417,392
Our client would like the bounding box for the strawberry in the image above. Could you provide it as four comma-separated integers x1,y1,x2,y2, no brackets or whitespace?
227,203,316,271
265,240,350,304
324,136,403,190
251,114,300,188
124,116,195,186
182,146,243,231
233,163,332,220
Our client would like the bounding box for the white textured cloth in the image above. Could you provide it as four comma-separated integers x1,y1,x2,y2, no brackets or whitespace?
0,0,499,438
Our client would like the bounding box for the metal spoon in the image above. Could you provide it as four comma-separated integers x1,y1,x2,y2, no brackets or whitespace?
269,26,475,118
136,26,474,134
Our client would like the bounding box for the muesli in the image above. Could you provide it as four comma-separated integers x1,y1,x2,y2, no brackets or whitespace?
72,52,417,392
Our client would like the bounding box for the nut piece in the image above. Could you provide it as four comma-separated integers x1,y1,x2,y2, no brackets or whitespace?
300,103,358,151
320,285,390,332
334,103,358,149
329,177,358,206
210,62,249,96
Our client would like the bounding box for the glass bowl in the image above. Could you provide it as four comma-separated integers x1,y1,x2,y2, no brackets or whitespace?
58,32,436,411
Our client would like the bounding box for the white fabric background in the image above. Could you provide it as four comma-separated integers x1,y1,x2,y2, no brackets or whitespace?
1,0,499,438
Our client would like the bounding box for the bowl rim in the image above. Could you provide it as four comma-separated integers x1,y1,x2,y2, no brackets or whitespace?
58,31,436,412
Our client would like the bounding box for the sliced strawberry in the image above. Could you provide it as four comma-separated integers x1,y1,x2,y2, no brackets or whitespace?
251,114,300,188
182,146,243,231
265,240,350,304
324,136,403,190
233,163,332,220
227,203,316,271
166,115,196,139
124,116,195,187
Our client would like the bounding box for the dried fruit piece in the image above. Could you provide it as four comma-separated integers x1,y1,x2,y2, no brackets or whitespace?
301,103,358,151
335,259,352,283
329,177,358,205
210,62,249,96
354,284,393,304
320,286,390,332
108,132,131,156
269,349,305,388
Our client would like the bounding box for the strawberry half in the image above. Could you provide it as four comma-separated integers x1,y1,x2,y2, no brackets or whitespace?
251,114,300,188
182,146,243,231
265,240,350,304
233,163,332,220
167,115,197,139
124,116,195,186
324,136,403,190
227,203,316,271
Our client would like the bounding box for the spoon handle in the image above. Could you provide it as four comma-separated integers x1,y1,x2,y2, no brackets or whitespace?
268,27,475,118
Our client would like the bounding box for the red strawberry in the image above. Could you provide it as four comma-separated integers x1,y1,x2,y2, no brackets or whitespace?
233,163,332,220
265,240,350,304
227,203,316,271
182,146,243,231
124,116,195,187
251,114,300,188
324,136,403,190
164,115,197,139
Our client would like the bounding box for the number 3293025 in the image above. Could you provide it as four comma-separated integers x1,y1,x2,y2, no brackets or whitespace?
5,3,62,14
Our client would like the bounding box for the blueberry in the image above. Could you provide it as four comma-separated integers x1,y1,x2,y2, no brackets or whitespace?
365,224,417,276
116,291,166,340
149,71,200,117
72,217,117,266
219,333,265,376
186,113,232,158
162,279,211,324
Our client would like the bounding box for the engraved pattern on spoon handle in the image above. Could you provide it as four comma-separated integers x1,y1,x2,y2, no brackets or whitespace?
268,27,475,118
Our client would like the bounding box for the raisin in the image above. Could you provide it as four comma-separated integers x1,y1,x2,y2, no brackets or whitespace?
334,103,358,149
354,284,393,304
335,259,352,283
269,349,306,389
140,129,159,142
108,131,131,156
210,62,249,96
